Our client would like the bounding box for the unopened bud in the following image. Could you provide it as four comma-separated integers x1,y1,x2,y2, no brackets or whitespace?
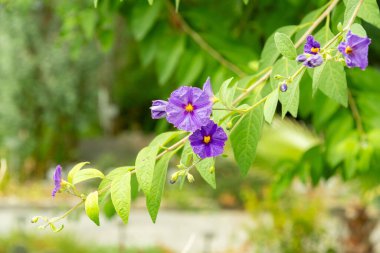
31,216,39,223
280,83,288,92
176,163,186,170
226,121,233,130
187,173,195,183
170,172,179,184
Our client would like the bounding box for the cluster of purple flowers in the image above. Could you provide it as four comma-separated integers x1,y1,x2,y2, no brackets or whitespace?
296,35,324,68
297,31,371,70
151,78,227,159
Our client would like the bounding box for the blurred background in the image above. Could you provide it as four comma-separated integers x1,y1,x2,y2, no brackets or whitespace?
1,0,380,252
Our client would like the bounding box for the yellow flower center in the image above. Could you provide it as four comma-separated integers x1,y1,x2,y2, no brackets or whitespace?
345,46,353,54
185,103,194,112
311,47,319,53
203,135,211,144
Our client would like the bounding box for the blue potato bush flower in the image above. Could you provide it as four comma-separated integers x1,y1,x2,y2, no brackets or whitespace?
338,31,371,70
166,86,212,132
189,119,227,159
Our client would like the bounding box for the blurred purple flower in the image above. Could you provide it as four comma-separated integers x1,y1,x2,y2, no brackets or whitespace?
303,54,323,68
52,165,62,197
304,35,321,55
150,100,168,119
338,31,371,70
166,86,212,132
189,120,227,159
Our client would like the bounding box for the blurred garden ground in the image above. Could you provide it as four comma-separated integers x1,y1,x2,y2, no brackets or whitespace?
1,0,380,252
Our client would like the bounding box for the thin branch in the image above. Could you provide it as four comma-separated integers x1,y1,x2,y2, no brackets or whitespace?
294,0,340,48
345,0,364,30
348,90,366,139
166,2,246,77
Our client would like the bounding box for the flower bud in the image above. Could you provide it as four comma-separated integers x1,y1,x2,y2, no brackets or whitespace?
170,172,179,184
187,173,195,183
226,121,233,130
280,83,288,92
31,216,39,223
296,54,307,63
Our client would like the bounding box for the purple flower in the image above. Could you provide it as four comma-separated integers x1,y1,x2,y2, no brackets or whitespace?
150,100,168,119
304,35,321,55
338,31,371,70
166,86,212,132
303,54,323,68
52,165,62,197
202,77,215,103
189,120,227,159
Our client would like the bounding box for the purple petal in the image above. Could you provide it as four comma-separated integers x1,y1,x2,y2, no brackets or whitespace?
150,100,168,119
304,35,320,54
189,120,227,158
52,165,62,197
296,54,307,63
339,31,371,70
202,77,214,101
338,41,348,55
303,54,323,68
166,86,212,132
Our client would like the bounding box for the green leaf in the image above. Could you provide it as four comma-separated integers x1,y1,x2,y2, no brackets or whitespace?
343,0,359,27
111,172,131,224
177,52,204,85
156,35,185,85
72,169,104,185
350,23,367,37
312,61,348,107
148,0,154,5
67,162,90,184
94,0,98,8
130,0,162,41
357,0,380,29
135,147,156,196
146,152,174,223
136,131,183,196
243,0,249,4
175,0,180,11
85,191,100,226
270,58,301,117
281,72,303,118
180,141,193,167
98,167,131,203
218,77,236,108
195,158,216,189
314,24,334,46
264,88,279,124
230,105,264,175
259,26,297,70
274,33,297,59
